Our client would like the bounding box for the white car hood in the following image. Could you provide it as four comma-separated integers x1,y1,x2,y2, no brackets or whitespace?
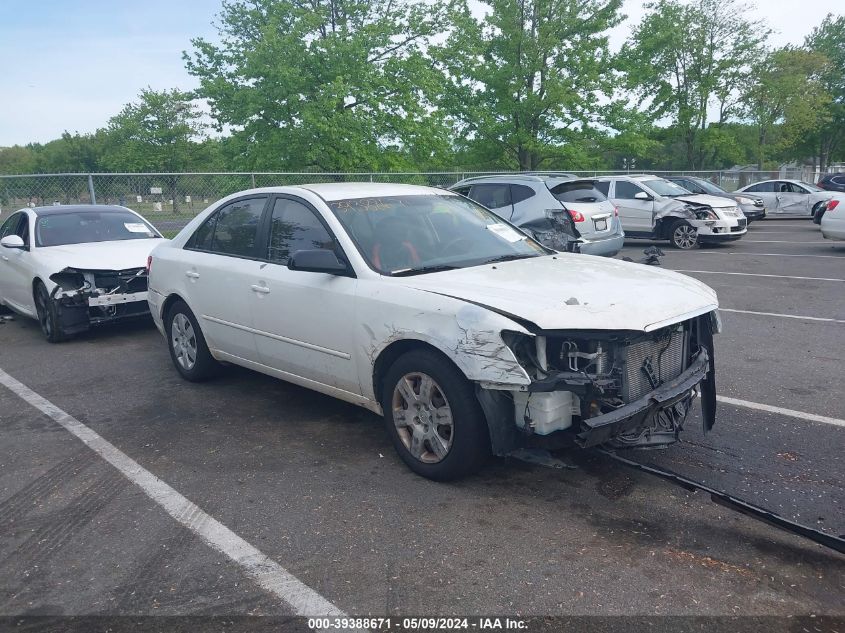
36,239,164,271
674,193,735,209
398,255,718,332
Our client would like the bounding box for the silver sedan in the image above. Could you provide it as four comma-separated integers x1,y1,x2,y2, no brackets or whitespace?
735,179,844,217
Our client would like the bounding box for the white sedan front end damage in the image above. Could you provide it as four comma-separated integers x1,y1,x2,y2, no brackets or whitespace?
386,254,720,457
48,267,150,336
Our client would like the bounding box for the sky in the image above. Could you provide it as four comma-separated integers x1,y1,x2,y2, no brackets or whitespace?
0,0,836,147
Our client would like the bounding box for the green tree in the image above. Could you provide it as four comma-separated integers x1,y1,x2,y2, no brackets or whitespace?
622,0,767,169
185,0,451,172
102,88,208,173
741,47,830,169
0,145,37,174
804,14,845,172
438,0,622,171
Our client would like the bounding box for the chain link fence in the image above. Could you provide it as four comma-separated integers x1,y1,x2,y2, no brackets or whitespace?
0,168,810,236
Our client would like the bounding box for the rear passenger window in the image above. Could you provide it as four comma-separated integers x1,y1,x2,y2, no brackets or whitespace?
188,197,266,257
510,184,536,204
614,181,647,199
595,181,610,196
468,184,512,210
745,182,774,193
451,186,471,196
268,198,335,264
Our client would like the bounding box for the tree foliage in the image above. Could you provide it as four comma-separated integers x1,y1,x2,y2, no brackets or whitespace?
803,14,845,171
741,48,830,169
438,0,622,171
622,0,767,169
1,4,844,175
101,88,210,172
185,0,452,171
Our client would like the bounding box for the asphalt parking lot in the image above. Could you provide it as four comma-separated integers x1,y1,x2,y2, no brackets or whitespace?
0,219,843,625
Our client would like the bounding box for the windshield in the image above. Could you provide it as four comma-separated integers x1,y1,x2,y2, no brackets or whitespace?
799,181,824,192
326,194,548,275
691,178,726,195
35,211,161,247
642,179,692,197
549,180,608,203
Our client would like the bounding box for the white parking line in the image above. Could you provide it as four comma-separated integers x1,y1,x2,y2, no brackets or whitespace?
719,308,845,324
742,240,827,244
717,395,845,428
0,368,345,618
675,270,845,283
694,252,845,259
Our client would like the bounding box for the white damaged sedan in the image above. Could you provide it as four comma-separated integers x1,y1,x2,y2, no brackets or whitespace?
148,184,720,480
0,205,163,342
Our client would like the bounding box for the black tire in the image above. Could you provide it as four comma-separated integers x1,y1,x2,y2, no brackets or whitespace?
33,281,65,343
669,219,699,250
381,349,490,481
164,300,219,382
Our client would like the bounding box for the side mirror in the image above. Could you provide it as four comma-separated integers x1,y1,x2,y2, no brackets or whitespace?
634,191,652,201
0,235,25,249
288,249,348,274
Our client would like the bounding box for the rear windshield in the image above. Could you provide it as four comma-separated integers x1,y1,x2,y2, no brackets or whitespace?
549,181,608,203
35,211,160,247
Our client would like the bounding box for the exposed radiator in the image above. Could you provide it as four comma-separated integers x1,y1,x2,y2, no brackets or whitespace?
621,329,686,402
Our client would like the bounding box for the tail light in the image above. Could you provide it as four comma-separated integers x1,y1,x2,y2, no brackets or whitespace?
568,210,585,222
146,255,152,274
614,206,619,217
827,200,839,211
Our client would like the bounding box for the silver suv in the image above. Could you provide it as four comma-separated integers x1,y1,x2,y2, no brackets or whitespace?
450,175,625,257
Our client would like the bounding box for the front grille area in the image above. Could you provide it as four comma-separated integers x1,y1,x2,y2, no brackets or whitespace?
621,329,686,402
93,268,148,293
732,218,747,232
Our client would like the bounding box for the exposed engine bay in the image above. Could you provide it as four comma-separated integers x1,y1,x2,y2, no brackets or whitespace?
47,267,150,335
485,312,718,454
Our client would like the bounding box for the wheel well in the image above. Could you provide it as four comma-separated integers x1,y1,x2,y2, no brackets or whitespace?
31,277,46,298
161,293,186,322
372,339,462,403
657,216,686,239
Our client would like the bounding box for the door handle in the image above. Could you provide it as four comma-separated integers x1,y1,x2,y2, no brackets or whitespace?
1,256,8,262
185,271,200,279
250,284,270,294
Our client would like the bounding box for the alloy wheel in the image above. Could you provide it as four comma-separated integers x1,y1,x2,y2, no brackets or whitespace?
392,372,454,464
673,224,698,249
171,313,197,371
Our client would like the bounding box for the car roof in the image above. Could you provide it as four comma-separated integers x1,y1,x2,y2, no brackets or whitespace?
297,182,453,201
451,174,594,187
594,174,660,182
30,204,135,216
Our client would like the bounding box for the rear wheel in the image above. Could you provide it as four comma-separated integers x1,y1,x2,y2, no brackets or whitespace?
669,219,699,250
381,349,490,481
165,300,219,381
33,281,64,343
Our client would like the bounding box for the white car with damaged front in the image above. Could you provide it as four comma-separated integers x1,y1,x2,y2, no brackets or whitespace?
0,205,163,342
147,184,720,480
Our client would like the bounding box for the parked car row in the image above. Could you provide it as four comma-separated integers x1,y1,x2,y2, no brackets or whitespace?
0,184,721,482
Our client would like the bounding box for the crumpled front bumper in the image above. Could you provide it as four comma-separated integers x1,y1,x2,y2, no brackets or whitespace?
576,348,711,448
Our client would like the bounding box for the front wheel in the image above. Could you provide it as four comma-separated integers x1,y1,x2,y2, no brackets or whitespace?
670,220,699,250
381,349,490,481
33,281,64,343
165,300,219,382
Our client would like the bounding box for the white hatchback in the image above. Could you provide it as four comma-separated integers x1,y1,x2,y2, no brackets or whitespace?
148,184,721,480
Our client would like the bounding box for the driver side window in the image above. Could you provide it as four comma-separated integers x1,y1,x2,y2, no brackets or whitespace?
0,213,21,239
267,198,335,265
615,181,646,199
0,213,28,246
